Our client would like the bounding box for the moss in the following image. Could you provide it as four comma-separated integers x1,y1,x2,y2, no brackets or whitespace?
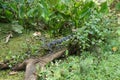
0,70,24,80
0,24,42,80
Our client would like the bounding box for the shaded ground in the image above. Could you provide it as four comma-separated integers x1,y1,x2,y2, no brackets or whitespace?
0,70,24,80
0,24,41,80
37,52,120,80
0,23,120,80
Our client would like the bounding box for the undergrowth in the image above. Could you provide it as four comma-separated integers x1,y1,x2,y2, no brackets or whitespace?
38,39,120,80
0,0,120,80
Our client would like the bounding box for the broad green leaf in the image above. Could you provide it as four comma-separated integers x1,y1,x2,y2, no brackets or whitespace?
27,0,34,3
18,4,25,19
65,50,69,56
115,2,120,11
9,2,18,13
100,2,109,13
116,29,120,36
27,8,35,17
47,0,59,7
15,0,24,3
5,10,13,19
12,24,24,33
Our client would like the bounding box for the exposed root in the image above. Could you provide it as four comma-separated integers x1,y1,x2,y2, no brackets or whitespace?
10,48,67,80
0,62,9,70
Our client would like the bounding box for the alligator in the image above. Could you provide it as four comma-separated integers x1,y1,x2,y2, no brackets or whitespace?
41,33,75,53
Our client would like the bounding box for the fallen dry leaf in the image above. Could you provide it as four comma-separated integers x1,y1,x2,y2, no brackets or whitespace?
9,71,18,75
33,32,41,37
112,47,118,52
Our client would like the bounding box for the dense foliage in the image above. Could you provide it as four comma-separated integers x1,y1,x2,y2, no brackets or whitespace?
0,0,116,50
0,0,120,80
0,0,110,34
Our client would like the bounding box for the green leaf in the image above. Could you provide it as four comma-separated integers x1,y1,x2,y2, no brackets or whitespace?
5,10,13,19
116,29,120,36
15,0,24,3
65,50,69,56
27,8,35,17
100,2,109,13
115,2,120,11
27,0,34,3
18,4,25,19
12,24,24,33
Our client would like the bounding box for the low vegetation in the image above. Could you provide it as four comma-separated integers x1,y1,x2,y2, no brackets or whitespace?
0,0,120,80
